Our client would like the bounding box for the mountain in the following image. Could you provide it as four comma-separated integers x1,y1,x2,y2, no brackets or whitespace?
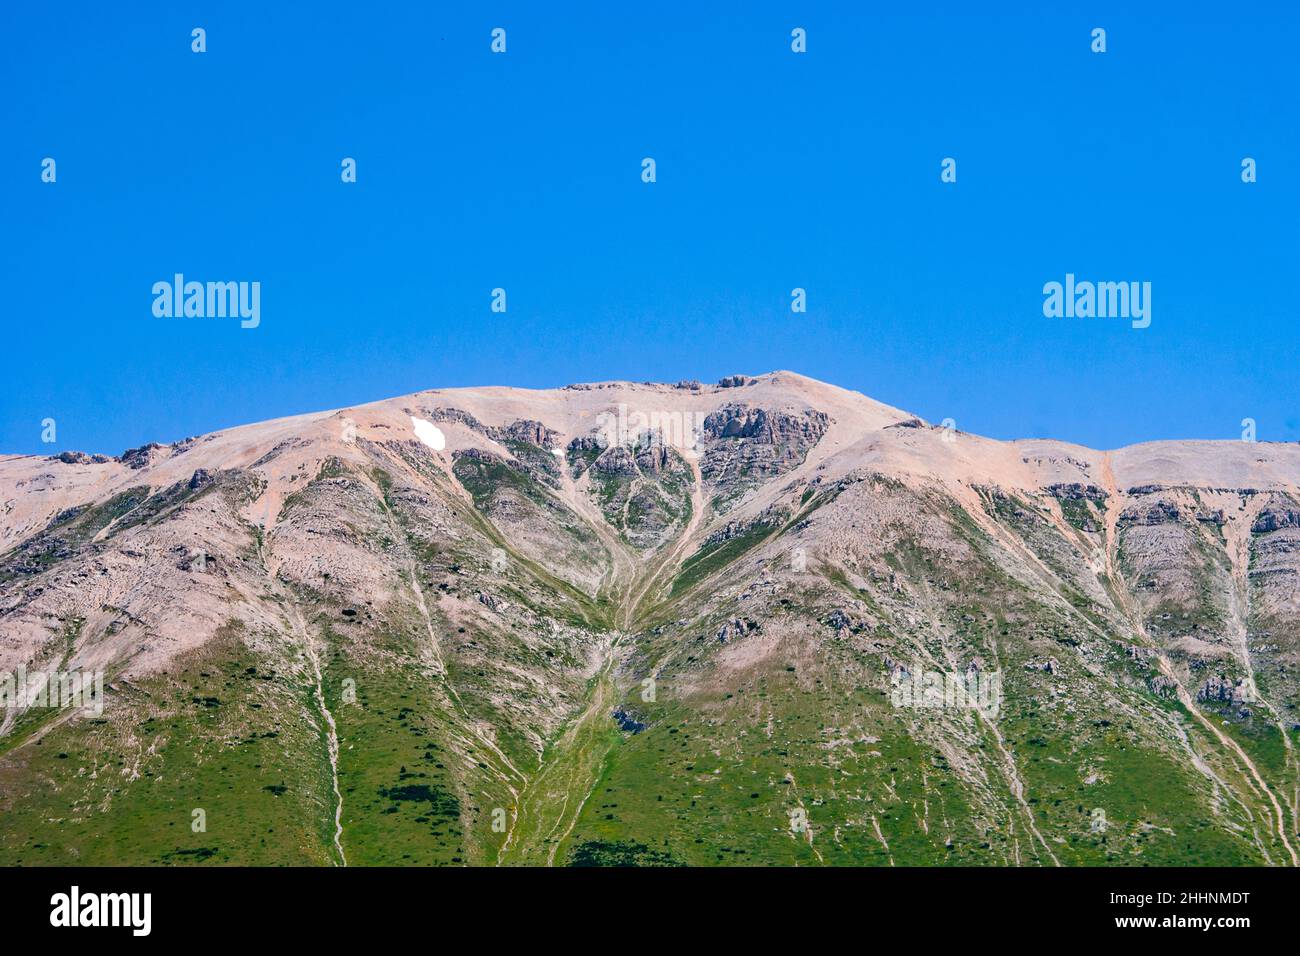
2,371,1298,866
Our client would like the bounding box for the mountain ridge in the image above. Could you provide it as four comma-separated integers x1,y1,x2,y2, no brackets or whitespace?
1,371,1297,866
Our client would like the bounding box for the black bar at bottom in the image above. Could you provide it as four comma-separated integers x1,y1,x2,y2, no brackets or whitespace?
0,865,1280,942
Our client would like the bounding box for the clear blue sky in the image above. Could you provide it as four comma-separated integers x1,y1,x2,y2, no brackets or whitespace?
3,1,1297,456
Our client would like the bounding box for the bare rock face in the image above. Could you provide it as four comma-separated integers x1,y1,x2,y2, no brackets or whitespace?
715,617,758,644
699,404,830,512
494,419,558,449
1149,675,1177,697
591,445,638,478
1047,483,1108,532
1046,482,1106,501
1118,498,1182,527
118,442,169,470
702,403,829,446
425,407,557,450
634,442,672,476
51,451,111,465
1252,508,1300,534
581,440,692,550
1196,674,1251,705
3,370,1300,867
717,374,756,388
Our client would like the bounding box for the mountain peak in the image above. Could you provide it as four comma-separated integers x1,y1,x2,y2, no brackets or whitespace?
3,369,1298,867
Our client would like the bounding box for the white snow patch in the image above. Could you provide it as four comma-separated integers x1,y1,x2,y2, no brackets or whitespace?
411,416,447,452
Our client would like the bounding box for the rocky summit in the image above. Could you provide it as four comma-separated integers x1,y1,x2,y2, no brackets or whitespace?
1,371,1298,866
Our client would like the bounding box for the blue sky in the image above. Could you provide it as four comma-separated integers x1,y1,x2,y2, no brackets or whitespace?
3,1,1297,456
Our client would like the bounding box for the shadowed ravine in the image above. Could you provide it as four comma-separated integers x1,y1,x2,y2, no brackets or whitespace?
498,459,707,864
